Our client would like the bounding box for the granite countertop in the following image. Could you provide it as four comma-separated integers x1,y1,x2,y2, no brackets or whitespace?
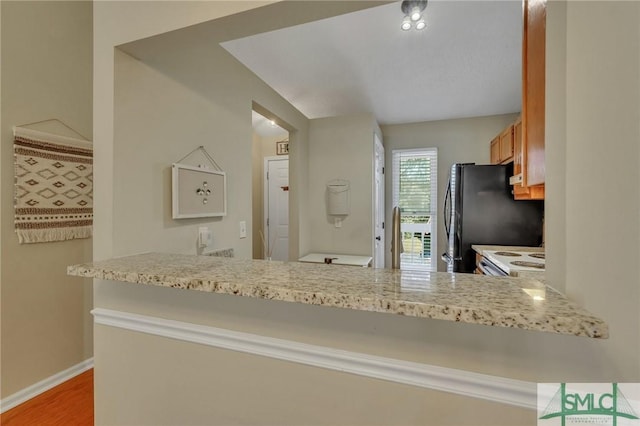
68,252,607,339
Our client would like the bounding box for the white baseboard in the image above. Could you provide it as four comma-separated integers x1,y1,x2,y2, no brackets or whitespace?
0,358,94,413
92,308,537,410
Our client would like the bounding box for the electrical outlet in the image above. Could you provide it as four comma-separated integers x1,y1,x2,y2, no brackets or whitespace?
335,217,342,228
239,221,247,238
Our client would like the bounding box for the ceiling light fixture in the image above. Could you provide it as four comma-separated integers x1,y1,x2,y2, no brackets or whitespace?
400,0,428,31
401,16,412,31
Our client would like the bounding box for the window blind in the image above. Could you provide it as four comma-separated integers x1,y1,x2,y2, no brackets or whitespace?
392,148,438,271
392,148,438,216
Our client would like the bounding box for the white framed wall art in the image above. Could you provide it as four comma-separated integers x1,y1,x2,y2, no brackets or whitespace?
172,163,227,219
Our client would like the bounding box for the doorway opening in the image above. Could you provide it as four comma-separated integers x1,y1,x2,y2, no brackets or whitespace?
251,109,290,261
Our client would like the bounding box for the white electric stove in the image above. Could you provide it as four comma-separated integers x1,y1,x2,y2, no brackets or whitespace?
480,250,545,276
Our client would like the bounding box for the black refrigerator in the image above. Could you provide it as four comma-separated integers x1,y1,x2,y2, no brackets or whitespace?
442,163,544,273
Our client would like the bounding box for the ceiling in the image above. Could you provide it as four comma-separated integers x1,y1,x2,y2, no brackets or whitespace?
252,110,289,138
223,1,523,126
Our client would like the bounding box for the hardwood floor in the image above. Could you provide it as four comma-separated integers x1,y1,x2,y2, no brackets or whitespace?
1,369,94,426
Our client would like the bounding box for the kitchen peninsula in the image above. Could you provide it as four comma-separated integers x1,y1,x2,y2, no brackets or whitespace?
69,252,606,338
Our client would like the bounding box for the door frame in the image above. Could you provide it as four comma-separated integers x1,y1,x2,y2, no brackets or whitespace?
263,155,289,260
372,134,385,268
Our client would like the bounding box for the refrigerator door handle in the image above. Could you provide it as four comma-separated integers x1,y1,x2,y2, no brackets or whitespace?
443,178,451,240
441,252,462,263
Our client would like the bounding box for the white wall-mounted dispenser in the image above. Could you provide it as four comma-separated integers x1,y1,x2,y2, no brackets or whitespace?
326,179,350,216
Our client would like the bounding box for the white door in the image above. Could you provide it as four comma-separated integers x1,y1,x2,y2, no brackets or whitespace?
265,157,289,261
373,134,385,268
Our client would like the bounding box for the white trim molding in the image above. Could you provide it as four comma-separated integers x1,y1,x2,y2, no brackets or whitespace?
0,358,94,413
92,308,537,410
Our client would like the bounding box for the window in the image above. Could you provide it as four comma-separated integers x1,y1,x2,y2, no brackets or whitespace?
392,148,438,271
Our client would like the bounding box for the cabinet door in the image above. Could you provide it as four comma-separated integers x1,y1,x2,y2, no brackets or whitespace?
523,0,546,185
490,137,500,164
513,117,545,200
513,118,528,197
513,118,524,178
499,125,514,163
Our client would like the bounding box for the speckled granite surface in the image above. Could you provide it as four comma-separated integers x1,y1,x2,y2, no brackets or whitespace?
68,252,607,338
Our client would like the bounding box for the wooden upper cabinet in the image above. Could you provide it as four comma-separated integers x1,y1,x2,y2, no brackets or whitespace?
523,0,546,186
490,136,500,164
513,116,544,200
490,125,514,165
499,125,514,162
513,117,524,180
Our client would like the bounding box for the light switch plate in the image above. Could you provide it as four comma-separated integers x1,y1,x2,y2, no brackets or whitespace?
239,221,247,238
198,226,211,248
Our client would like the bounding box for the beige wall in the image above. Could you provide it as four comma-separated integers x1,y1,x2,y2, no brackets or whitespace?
94,0,382,262
109,6,342,261
544,0,567,294
96,322,533,426
306,114,381,256
252,133,288,259
113,49,251,257
106,2,385,263
561,0,639,377
94,1,276,264
0,1,3,401
112,50,303,258
381,113,519,270
92,1,640,425
0,1,93,397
